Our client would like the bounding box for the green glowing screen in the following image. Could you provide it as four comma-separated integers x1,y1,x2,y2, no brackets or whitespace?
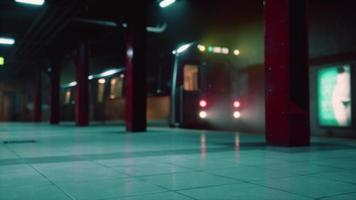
317,65,352,127
0,57,4,65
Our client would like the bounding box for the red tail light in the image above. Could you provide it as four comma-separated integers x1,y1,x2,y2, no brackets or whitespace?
233,101,241,108
199,100,207,108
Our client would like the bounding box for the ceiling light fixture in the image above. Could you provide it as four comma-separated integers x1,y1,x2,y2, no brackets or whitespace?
0,37,15,45
15,0,45,6
159,0,176,8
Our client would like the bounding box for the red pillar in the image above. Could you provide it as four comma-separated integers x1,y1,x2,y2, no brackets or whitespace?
265,0,310,146
75,42,89,126
125,2,148,132
33,68,42,122
49,58,60,124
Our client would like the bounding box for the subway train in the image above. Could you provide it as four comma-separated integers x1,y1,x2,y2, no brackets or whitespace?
60,42,249,131
169,42,245,129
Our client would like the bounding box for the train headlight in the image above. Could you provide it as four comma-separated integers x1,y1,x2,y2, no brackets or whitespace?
199,111,207,119
234,49,240,56
233,111,241,119
197,44,206,52
233,101,241,108
199,100,207,108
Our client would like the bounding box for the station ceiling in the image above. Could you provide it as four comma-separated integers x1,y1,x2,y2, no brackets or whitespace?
0,0,355,83
0,0,263,79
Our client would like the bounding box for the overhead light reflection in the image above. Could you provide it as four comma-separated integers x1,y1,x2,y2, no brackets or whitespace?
200,133,206,160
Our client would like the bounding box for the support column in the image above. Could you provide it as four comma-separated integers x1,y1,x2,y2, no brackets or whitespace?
125,2,148,132
49,58,60,124
265,0,310,146
33,68,42,122
75,42,89,126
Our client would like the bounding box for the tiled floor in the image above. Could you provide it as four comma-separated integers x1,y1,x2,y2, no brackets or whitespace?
1,123,356,200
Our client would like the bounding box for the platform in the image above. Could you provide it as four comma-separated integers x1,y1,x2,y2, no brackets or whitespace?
1,123,356,199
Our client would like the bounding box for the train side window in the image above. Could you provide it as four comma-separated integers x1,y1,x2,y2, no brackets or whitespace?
97,78,106,103
64,89,71,104
110,76,124,99
184,64,199,91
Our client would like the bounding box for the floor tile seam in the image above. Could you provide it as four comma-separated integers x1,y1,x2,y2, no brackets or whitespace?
172,182,246,193
49,176,143,186
254,159,343,166
28,164,77,200
99,164,151,179
2,143,25,161
35,174,131,183
86,187,171,200
162,163,215,171
171,182,245,192
310,163,352,170
119,164,200,175
123,170,199,178
316,191,356,199
97,160,198,174
78,150,207,162
204,170,303,184
126,172,243,195
241,165,312,176
30,164,110,171
250,166,344,177
201,170,252,182
95,191,183,200
0,182,51,190
83,159,147,180
33,160,133,170
84,158,193,182
172,191,200,200
94,160,183,169
0,169,44,177
297,172,356,185
128,170,228,179
0,155,89,166
295,170,351,177
1,146,233,163
243,180,316,199
174,164,261,172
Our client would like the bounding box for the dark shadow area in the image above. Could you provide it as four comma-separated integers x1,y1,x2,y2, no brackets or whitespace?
3,140,37,144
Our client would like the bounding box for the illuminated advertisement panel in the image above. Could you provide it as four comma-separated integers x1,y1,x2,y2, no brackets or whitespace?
317,65,352,127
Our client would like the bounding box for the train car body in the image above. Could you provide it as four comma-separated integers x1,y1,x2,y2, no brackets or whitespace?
60,68,170,123
170,42,244,129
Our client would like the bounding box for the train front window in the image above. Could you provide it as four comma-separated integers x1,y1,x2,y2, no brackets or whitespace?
110,77,124,99
64,89,71,104
97,78,106,103
206,63,233,95
184,64,199,91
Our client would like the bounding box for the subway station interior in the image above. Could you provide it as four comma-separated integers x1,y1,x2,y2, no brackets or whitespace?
1,0,356,199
